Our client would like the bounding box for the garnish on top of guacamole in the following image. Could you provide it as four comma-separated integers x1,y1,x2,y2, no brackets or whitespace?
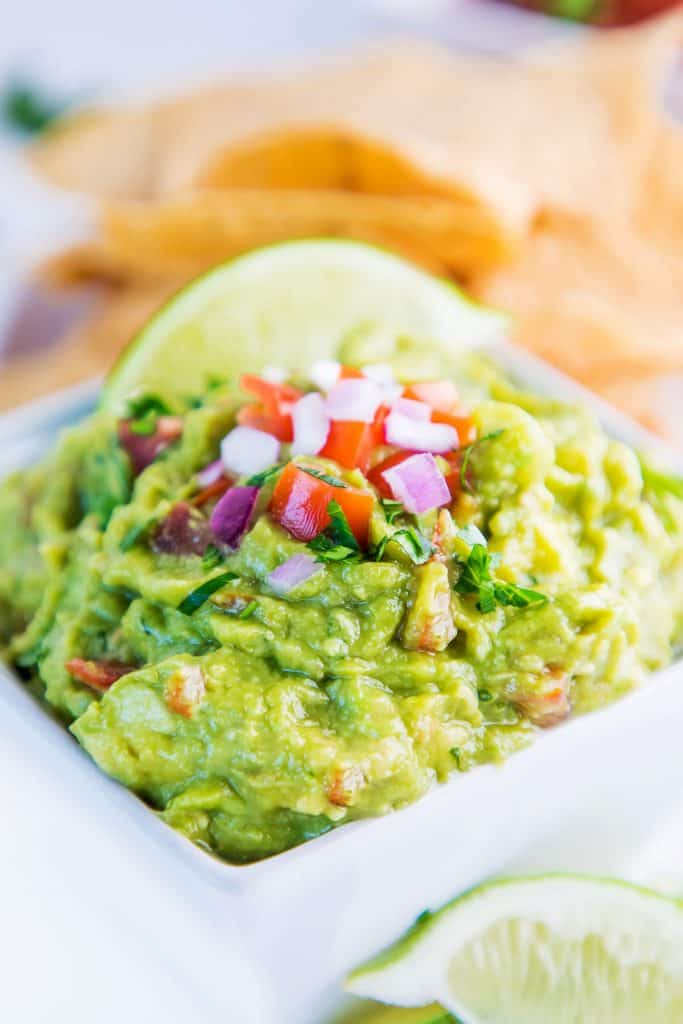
2,337,683,864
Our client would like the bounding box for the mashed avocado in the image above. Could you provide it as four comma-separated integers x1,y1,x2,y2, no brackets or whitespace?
2,340,683,864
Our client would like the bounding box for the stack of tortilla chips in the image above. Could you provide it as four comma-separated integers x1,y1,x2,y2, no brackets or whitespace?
6,12,683,440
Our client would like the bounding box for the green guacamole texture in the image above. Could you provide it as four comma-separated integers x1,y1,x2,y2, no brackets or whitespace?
2,339,683,864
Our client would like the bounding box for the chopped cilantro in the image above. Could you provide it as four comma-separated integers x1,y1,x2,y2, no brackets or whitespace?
125,393,171,436
459,430,504,494
119,517,156,552
308,500,362,563
177,572,238,615
246,464,283,487
301,466,346,488
477,688,493,703
201,544,223,571
2,81,65,135
450,747,463,769
372,526,434,565
238,600,258,620
454,544,547,613
381,498,404,524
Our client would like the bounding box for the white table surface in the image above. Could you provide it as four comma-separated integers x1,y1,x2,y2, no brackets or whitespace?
2,5,681,1023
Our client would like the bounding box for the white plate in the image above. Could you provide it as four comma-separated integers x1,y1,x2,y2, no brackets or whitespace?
2,343,683,1024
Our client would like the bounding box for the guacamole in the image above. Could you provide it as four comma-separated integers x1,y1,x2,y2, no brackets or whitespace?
2,339,683,864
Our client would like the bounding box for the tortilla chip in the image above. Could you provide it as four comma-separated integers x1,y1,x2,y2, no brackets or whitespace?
474,210,683,389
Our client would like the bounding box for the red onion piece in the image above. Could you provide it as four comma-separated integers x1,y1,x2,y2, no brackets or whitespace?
152,502,214,556
310,359,341,392
118,416,183,475
197,459,225,487
267,553,322,594
210,486,259,549
326,378,382,423
384,412,458,453
291,393,331,455
390,397,431,421
382,452,451,515
220,426,280,476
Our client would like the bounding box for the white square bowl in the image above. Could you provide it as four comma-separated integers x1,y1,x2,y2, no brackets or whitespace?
2,343,683,1024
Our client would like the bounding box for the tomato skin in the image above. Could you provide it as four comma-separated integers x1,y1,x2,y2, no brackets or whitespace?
366,450,413,499
270,463,372,545
319,404,389,472
338,365,364,380
321,421,371,470
239,375,303,442
335,488,373,547
431,410,476,446
404,380,460,413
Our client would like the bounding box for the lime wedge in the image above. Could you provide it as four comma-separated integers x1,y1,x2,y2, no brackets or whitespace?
102,239,505,412
346,875,683,1024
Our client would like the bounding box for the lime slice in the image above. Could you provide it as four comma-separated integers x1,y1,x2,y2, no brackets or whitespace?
346,875,683,1024
102,239,505,411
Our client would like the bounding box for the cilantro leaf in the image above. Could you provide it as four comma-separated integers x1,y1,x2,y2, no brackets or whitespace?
119,517,157,552
381,498,404,525
454,543,546,613
125,393,171,436
2,81,65,135
459,430,504,495
201,544,223,571
308,500,362,563
372,526,434,565
245,464,283,487
177,572,238,615
325,500,361,550
301,467,346,488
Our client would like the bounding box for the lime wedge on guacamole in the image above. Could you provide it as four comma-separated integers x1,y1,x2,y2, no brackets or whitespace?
102,239,505,411
346,875,683,1023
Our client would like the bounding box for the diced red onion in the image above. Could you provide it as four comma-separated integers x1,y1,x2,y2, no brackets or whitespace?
153,501,214,556
310,359,341,392
291,393,331,456
326,378,382,423
384,412,458,453
220,425,280,476
390,397,431,422
382,453,451,515
210,486,259,549
196,459,225,487
118,416,183,476
362,363,395,387
267,553,322,594
408,380,460,413
261,365,289,383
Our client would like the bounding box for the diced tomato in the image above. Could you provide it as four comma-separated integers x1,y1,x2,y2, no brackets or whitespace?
335,488,373,547
431,410,476,446
66,658,135,692
404,380,460,413
166,664,206,718
321,421,372,471
338,365,364,380
192,475,232,507
319,403,389,473
270,463,372,545
239,374,303,442
366,450,413,499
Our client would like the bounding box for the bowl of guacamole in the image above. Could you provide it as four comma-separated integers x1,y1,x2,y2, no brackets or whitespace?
2,324,682,866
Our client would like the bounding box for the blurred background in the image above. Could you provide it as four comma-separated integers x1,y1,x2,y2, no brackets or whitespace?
1,0,682,441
